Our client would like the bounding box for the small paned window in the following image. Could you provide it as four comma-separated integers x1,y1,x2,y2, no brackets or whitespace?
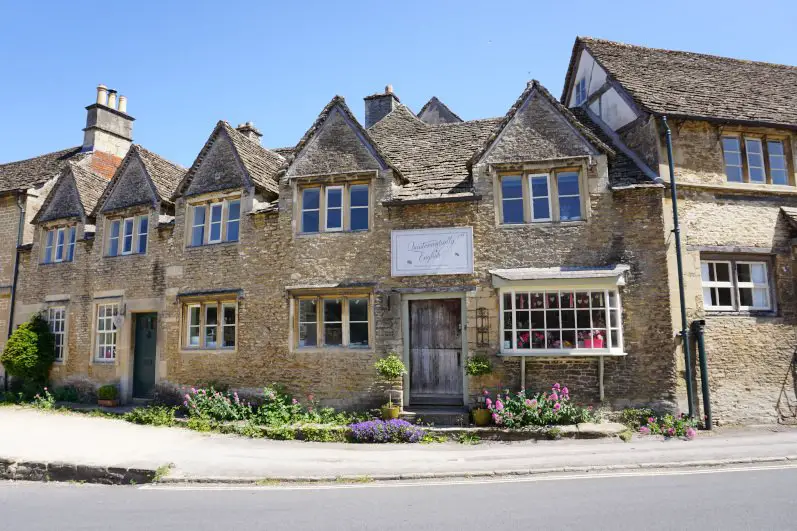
138,216,149,254
182,300,237,350
95,303,119,361
107,215,148,257
122,218,135,254
295,296,371,349
722,135,791,185
299,183,370,234
575,78,588,106
188,198,241,247
47,307,66,361
701,259,772,311
499,170,583,224
43,226,77,264
108,220,120,256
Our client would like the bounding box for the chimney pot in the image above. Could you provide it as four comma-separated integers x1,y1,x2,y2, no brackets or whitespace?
385,84,393,94
118,95,127,114
107,89,118,109
236,122,263,144
96,84,108,105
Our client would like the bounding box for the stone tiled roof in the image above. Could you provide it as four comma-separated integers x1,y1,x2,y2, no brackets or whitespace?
0,146,84,194
221,122,285,194
417,97,463,124
71,161,108,215
135,145,186,201
33,160,108,223
567,37,797,128
569,107,659,187
369,105,501,202
780,207,797,230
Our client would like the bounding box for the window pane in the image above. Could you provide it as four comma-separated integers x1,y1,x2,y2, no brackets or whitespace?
559,196,582,221
700,262,711,282
750,263,767,284
350,323,369,347
138,217,148,254
226,200,241,241
502,199,524,224
298,300,317,347
206,305,218,325
205,305,218,347
739,287,753,307
302,188,320,209
752,288,769,308
209,204,223,242
717,287,733,307
746,139,765,183
44,231,53,263
531,198,550,220
501,176,523,199
350,185,369,207
226,219,240,242
736,263,751,283
299,299,317,322
223,325,236,348
715,262,730,282
66,227,76,261
350,208,368,231
123,219,134,253
324,299,342,322
55,229,65,261
349,298,368,322
227,200,241,221
209,220,222,242
302,210,319,233
722,137,740,153
326,208,342,230
557,172,580,196
299,324,317,347
726,166,743,182
223,304,236,325
191,206,206,246
324,324,343,346
771,169,788,186
327,188,342,209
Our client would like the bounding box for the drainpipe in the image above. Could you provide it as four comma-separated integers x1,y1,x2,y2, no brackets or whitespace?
691,319,712,429
4,191,26,391
662,116,696,418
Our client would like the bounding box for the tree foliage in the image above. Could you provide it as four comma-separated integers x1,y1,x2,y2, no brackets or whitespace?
1,313,55,384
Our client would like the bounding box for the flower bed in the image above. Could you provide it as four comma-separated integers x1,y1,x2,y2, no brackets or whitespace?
486,384,595,428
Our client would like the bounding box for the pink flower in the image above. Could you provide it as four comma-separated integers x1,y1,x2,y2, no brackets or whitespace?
686,427,697,440
553,383,561,390
550,393,559,401
648,417,656,424
307,394,315,401
493,413,502,425
482,389,490,396
639,426,650,435
562,387,569,396
525,399,533,406
292,398,298,405
554,402,562,411
485,398,493,408
530,399,537,407
495,399,504,411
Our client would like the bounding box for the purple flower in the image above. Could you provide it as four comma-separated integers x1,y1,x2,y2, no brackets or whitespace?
561,387,569,396
686,427,697,440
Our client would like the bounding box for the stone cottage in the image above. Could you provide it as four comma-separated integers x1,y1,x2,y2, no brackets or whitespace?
3,37,796,424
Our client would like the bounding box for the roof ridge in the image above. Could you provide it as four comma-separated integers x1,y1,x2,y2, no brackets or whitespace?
0,146,81,168
578,36,797,71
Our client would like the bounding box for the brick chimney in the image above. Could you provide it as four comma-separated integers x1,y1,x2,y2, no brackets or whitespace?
236,122,263,144
364,85,399,128
82,84,134,159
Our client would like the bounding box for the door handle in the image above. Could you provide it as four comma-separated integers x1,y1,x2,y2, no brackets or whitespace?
457,351,461,366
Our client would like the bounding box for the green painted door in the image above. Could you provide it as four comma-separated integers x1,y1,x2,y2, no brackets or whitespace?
133,313,158,398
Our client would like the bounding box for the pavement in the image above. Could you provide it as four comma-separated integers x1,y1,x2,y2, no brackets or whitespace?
2,466,797,530
1,406,797,483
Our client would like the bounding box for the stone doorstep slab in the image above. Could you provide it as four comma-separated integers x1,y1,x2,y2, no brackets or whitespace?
0,457,157,485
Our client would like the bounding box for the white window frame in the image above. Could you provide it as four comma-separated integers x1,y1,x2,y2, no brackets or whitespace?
324,186,344,232
191,205,206,246
575,78,587,106
44,230,54,263
294,295,371,350
107,219,121,256
500,175,525,225
556,171,582,221
767,140,788,185
47,307,66,362
182,300,237,350
208,203,224,244
66,227,76,262
744,138,766,184
722,134,792,186
95,303,119,361
54,227,66,263
301,187,321,234
722,136,744,183
702,259,772,312
499,287,624,356
189,198,241,246
121,217,135,255
528,173,552,222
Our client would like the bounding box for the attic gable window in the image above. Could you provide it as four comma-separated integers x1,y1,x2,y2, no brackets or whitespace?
188,197,241,247
43,226,76,264
106,215,148,257
722,136,791,186
499,169,584,225
299,183,370,234
574,78,588,106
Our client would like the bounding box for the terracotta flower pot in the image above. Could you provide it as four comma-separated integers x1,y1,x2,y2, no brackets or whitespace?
381,404,401,420
472,408,491,426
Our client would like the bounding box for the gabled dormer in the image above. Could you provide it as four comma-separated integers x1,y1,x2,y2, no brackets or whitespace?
31,161,107,264
470,80,614,225
173,121,285,248
285,96,402,235
91,145,186,258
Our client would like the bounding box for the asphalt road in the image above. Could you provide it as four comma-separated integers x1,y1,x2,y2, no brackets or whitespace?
1,466,796,530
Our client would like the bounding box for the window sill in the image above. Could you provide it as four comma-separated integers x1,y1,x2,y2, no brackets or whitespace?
499,220,587,228
295,230,370,238
498,349,626,357
39,261,75,266
105,253,147,260
92,359,117,365
180,348,237,354
185,241,240,250
293,346,373,353
705,310,778,318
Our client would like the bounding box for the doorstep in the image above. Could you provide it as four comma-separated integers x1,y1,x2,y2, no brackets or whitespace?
401,406,469,427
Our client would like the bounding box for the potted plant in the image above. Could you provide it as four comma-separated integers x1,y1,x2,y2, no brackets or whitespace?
375,353,406,420
97,384,119,407
466,355,493,426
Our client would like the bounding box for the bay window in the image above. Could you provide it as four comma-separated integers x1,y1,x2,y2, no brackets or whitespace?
295,295,371,349
183,300,237,350
500,288,623,354
499,169,584,224
188,197,241,247
106,215,148,256
299,183,370,234
701,259,772,311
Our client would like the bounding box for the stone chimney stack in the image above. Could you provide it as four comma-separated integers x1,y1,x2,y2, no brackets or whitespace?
364,85,399,128
236,122,263,144
82,83,134,158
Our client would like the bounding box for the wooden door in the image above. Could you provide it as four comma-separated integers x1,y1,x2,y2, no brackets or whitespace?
133,313,158,399
409,299,463,405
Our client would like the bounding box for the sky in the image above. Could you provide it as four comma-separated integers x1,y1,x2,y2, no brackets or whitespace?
1,0,796,167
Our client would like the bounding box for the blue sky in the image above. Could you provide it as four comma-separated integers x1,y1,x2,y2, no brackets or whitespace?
1,0,796,166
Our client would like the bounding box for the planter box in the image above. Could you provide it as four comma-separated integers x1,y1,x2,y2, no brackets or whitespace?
583,337,604,348
97,399,119,408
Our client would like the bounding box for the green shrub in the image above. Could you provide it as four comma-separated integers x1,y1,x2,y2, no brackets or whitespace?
32,387,55,410
487,384,595,428
620,408,655,430
124,406,176,427
97,385,118,401
263,425,296,440
1,314,55,385
186,416,214,432
183,387,252,421
465,355,492,377
51,386,80,403
300,425,349,442
374,353,406,381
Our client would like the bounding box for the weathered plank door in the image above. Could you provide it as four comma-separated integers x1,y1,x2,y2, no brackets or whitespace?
409,299,463,405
